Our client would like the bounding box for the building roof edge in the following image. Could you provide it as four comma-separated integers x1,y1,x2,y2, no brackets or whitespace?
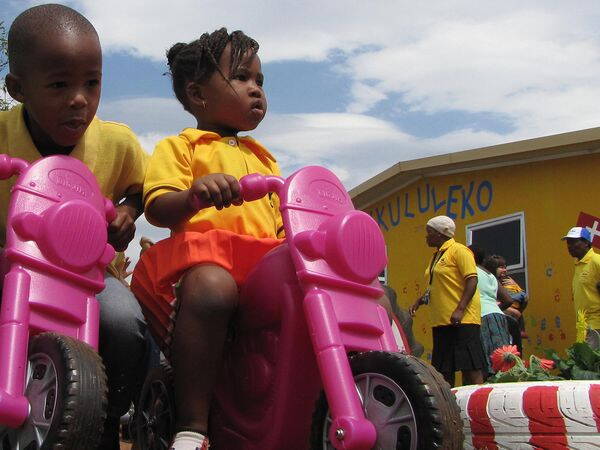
350,127,600,210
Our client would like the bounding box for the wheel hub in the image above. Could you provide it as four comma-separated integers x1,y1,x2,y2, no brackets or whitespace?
0,353,58,450
321,372,418,450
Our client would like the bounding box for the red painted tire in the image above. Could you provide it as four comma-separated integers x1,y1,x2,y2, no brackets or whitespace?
453,381,600,449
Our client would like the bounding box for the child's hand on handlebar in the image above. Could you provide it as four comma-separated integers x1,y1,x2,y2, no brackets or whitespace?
188,174,243,212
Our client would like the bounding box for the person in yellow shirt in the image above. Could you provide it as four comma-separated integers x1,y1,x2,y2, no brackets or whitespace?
2,5,148,447
130,28,283,450
410,215,484,387
562,226,600,349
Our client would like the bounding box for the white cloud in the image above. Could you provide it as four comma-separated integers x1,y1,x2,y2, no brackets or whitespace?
347,82,388,114
64,0,600,190
255,113,415,179
344,10,600,137
98,97,193,137
88,0,600,191
76,0,600,142
136,133,164,155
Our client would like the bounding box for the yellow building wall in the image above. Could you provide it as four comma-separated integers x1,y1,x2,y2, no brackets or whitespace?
366,152,600,363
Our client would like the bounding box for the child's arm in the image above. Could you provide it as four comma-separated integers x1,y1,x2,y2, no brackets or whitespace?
146,173,242,228
496,284,514,310
108,193,143,252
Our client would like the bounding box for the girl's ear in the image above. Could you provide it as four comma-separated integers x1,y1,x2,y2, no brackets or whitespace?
5,73,25,103
185,81,206,109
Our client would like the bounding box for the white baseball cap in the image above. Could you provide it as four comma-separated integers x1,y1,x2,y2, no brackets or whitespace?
426,215,455,238
562,226,592,242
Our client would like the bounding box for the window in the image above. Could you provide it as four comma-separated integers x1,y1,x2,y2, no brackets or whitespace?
378,266,388,284
466,212,528,292
378,246,388,284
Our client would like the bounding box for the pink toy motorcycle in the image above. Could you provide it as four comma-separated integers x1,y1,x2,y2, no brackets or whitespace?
135,166,462,449
0,155,115,449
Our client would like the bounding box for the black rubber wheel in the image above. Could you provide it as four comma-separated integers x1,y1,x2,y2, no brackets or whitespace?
310,351,463,450
0,332,108,450
135,363,176,450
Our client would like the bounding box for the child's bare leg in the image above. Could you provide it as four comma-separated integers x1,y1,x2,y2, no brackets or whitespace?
171,264,238,434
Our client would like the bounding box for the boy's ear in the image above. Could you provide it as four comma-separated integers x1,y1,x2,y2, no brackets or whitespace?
185,81,205,108
5,73,25,103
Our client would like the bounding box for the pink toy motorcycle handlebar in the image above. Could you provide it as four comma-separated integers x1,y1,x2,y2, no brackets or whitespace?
0,155,29,180
187,173,285,211
239,173,285,201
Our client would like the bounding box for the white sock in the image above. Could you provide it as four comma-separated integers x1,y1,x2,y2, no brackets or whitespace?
170,431,208,450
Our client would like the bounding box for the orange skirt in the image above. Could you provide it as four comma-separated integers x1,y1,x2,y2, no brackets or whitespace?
131,230,282,351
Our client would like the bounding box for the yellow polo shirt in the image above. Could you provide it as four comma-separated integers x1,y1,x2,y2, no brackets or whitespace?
0,104,148,247
144,128,283,238
425,238,481,327
573,248,600,329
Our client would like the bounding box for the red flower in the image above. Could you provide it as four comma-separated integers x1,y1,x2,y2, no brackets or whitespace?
539,358,555,371
526,356,555,371
491,345,520,372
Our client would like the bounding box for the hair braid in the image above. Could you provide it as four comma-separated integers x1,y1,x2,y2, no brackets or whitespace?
166,27,259,112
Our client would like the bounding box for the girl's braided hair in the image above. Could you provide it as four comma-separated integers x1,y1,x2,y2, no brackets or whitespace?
166,27,259,111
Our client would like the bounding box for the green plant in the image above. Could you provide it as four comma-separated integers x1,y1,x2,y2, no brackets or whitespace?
546,342,600,380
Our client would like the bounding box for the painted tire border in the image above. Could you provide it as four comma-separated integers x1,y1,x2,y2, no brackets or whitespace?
452,380,600,449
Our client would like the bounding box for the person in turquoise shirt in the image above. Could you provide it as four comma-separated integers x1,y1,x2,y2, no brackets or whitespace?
470,246,513,378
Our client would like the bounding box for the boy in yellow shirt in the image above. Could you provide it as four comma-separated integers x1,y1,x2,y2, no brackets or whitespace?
2,4,148,448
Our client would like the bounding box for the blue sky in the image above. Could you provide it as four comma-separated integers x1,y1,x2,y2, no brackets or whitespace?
3,0,600,265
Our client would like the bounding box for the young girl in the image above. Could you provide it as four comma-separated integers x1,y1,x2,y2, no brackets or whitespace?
470,247,513,378
488,254,529,353
131,28,284,450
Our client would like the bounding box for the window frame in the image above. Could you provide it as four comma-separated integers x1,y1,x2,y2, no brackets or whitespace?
378,265,388,285
465,212,528,289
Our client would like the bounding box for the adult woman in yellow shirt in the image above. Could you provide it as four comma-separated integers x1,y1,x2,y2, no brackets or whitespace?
410,215,485,387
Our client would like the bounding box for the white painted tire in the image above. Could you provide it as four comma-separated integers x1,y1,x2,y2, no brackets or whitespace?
453,381,600,449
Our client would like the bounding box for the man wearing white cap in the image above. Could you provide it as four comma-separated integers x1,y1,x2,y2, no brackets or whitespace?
563,226,600,349
410,215,484,386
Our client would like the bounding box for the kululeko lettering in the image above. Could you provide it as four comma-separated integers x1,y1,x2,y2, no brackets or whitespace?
370,181,493,231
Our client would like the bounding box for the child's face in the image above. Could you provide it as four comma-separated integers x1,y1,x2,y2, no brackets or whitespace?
9,31,101,153
497,265,508,278
195,43,266,135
